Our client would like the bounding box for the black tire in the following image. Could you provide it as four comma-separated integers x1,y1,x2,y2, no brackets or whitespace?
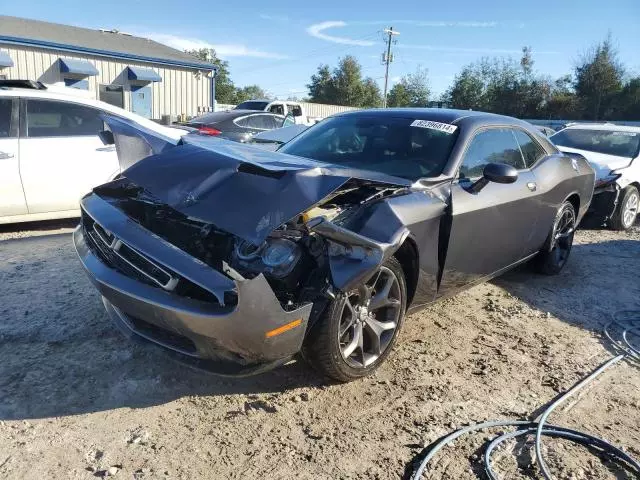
609,185,639,231
535,201,576,275
303,256,407,382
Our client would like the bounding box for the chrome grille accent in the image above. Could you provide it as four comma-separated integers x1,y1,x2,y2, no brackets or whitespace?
92,222,179,291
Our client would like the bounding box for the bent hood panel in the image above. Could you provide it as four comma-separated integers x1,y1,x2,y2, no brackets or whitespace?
102,114,182,170
119,135,410,244
557,146,633,179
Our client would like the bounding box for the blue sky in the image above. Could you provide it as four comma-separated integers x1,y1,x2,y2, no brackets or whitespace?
3,0,640,100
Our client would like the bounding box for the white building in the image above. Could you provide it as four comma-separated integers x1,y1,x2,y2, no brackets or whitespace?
0,15,216,121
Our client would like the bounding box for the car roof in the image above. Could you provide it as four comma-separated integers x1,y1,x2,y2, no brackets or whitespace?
559,123,640,133
333,108,528,128
0,85,184,141
188,109,273,123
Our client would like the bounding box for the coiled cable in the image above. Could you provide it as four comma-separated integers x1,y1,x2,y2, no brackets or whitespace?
409,310,640,479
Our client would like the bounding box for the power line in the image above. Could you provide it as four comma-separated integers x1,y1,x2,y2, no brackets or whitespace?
382,27,400,108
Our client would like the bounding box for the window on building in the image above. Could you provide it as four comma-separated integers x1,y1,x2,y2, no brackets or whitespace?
64,78,89,90
99,84,125,109
460,128,526,178
26,100,104,138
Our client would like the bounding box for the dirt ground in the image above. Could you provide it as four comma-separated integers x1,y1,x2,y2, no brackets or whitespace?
0,219,638,479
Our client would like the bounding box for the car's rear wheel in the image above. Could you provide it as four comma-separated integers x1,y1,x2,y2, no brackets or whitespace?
303,256,407,382
609,185,639,231
535,201,576,275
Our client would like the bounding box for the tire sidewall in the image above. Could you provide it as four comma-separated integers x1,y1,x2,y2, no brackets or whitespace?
537,201,575,275
320,257,407,381
619,186,639,230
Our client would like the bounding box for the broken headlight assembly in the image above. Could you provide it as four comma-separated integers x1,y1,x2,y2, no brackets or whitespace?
233,237,302,278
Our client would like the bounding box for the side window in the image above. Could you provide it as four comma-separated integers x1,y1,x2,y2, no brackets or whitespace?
460,128,526,178
0,98,15,138
269,104,285,115
290,105,302,117
26,100,104,138
234,116,249,127
513,129,546,167
246,114,274,129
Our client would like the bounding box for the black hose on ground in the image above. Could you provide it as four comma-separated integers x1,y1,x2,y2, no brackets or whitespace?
409,310,640,479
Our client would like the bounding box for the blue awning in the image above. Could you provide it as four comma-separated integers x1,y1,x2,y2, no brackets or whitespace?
127,66,162,82
59,58,98,76
0,51,14,68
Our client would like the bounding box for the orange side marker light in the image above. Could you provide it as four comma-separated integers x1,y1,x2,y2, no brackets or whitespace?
265,319,302,338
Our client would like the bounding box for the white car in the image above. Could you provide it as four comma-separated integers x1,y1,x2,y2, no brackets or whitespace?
0,80,184,225
550,123,640,230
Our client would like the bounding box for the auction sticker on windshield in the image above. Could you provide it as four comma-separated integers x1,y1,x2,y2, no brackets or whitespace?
410,120,458,134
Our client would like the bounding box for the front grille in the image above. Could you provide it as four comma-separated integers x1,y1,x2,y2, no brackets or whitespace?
127,314,197,354
81,210,237,307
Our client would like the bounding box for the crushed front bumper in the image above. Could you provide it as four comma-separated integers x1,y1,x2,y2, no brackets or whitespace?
73,194,312,376
582,185,619,228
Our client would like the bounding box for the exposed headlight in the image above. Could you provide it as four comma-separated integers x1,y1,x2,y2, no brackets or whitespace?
234,238,301,278
261,238,301,276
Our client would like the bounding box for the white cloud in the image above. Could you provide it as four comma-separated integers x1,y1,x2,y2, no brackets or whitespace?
306,21,375,46
391,76,402,84
144,33,289,59
259,14,289,22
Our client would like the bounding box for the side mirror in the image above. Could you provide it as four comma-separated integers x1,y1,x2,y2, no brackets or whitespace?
98,130,115,145
468,162,518,193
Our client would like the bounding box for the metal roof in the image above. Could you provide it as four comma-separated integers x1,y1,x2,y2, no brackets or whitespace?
0,15,215,71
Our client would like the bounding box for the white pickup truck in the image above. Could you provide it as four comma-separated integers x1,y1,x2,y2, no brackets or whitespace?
234,99,313,125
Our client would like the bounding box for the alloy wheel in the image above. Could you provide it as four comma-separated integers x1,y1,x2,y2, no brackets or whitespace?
550,206,576,268
338,266,402,368
622,191,639,228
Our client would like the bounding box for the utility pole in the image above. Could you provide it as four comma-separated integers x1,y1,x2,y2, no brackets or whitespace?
382,27,399,108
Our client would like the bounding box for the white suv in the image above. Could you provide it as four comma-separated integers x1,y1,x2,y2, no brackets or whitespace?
0,81,184,225
550,123,640,230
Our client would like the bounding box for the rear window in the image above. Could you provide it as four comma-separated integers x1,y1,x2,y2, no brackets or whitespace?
280,115,459,180
551,128,640,158
235,101,269,110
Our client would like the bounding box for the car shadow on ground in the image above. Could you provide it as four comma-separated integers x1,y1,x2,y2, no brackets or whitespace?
0,218,79,234
493,237,640,360
0,233,638,420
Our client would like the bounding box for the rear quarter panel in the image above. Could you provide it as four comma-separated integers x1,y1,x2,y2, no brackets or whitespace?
532,153,595,246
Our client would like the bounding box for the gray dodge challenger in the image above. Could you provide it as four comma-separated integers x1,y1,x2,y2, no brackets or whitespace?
74,109,595,382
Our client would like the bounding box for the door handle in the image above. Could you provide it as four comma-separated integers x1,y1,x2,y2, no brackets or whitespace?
527,182,537,192
0,151,15,160
95,146,116,152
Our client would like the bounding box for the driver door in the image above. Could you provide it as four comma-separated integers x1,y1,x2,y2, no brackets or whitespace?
438,127,541,295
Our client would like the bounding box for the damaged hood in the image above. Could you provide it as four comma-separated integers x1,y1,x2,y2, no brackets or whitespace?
557,146,634,179
112,133,410,244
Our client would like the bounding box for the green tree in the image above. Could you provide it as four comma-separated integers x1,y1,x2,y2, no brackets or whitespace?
185,48,237,104
233,85,269,104
444,65,486,110
574,35,624,120
615,77,640,120
307,65,334,104
307,56,382,107
387,68,430,107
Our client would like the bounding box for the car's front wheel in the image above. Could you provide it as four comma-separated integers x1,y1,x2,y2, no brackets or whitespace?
535,201,576,275
303,256,407,382
610,185,639,231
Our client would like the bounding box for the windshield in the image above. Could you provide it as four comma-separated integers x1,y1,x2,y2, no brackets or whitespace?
279,115,459,180
551,128,640,158
235,101,269,110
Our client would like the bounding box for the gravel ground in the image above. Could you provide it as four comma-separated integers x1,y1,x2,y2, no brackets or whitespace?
0,220,638,479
